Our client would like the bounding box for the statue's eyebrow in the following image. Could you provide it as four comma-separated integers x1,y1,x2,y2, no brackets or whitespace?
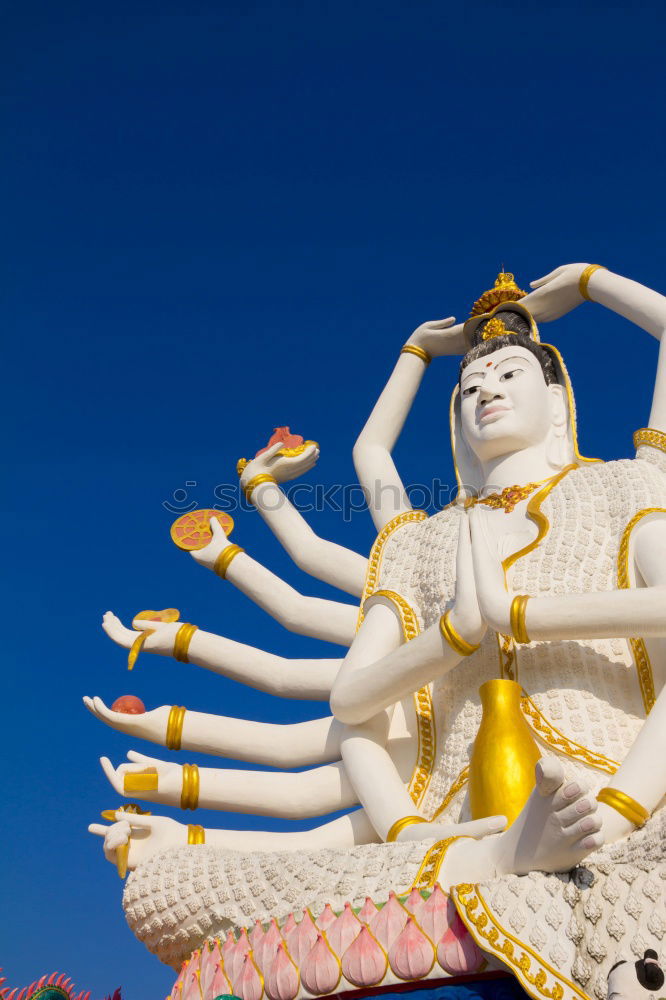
494,354,536,369
461,367,487,386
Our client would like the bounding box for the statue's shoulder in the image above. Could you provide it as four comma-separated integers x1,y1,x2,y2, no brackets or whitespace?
560,456,666,516
634,427,666,478
371,505,461,593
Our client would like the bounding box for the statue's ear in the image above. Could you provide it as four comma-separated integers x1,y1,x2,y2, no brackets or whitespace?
547,383,567,431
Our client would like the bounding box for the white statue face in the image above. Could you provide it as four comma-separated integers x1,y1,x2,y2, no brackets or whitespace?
459,344,566,463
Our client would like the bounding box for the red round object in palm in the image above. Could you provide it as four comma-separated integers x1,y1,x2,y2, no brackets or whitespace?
112,695,146,714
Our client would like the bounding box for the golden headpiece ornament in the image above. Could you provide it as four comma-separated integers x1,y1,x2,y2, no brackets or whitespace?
480,317,513,341
470,271,527,317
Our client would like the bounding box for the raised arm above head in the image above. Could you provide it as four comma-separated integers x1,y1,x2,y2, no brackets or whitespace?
353,317,466,532
524,263,666,431
190,517,357,646
237,441,367,596
102,611,340,699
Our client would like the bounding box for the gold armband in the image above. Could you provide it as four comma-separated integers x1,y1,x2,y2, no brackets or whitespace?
166,705,186,751
187,824,206,845
400,344,432,366
123,771,158,793
439,611,480,657
633,427,666,455
214,544,245,579
181,763,200,811
386,815,427,843
173,623,198,663
510,594,531,645
579,264,606,301
597,787,649,828
243,473,277,503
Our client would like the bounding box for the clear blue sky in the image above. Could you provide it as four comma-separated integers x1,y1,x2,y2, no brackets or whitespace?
3,2,666,997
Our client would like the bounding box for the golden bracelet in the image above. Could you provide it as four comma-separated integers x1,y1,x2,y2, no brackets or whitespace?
633,427,666,455
180,763,200,811
214,544,245,579
579,264,606,301
187,824,206,845
439,611,480,657
243,473,277,503
597,787,649,828
166,706,186,751
386,815,427,843
400,344,432,366
173,623,198,663
510,594,531,645
123,771,158,793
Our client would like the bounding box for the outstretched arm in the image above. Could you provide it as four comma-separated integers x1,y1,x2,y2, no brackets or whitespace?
238,442,367,596
101,751,357,818
102,612,339,699
89,808,378,877
524,263,666,430
84,696,344,766
190,518,357,645
353,318,465,532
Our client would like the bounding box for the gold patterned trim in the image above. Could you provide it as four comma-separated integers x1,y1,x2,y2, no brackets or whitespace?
634,426,666,455
431,765,470,820
357,509,429,631
366,588,435,807
452,883,590,1000
502,464,577,575
409,837,469,891
520,694,618,775
497,632,517,681
617,507,665,713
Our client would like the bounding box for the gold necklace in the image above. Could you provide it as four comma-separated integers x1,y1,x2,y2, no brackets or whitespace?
474,477,550,514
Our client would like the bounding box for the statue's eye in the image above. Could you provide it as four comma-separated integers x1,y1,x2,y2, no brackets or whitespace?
500,369,521,382
462,385,480,397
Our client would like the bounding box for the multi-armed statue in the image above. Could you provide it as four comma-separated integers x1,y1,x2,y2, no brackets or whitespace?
87,264,666,1000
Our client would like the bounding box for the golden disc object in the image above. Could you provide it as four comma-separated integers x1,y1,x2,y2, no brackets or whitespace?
170,509,235,551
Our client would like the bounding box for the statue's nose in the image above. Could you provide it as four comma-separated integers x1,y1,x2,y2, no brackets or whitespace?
478,384,505,404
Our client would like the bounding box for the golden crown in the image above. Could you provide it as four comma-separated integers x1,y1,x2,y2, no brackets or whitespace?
470,271,526,317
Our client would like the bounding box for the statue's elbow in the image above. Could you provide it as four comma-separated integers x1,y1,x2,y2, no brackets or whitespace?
330,684,364,726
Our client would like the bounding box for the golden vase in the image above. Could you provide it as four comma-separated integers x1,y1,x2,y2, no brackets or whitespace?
468,678,541,827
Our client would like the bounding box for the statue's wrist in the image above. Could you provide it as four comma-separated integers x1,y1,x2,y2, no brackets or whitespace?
447,607,484,648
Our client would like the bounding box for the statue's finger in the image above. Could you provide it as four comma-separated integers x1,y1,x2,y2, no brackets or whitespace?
126,749,161,765
429,316,456,328
459,815,507,838
535,757,564,797
116,810,153,829
100,756,121,791
88,823,109,836
529,266,564,288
